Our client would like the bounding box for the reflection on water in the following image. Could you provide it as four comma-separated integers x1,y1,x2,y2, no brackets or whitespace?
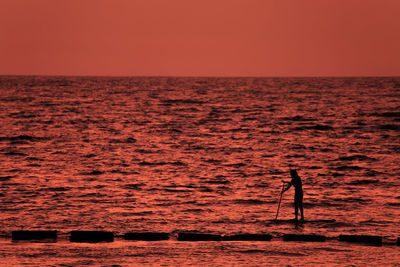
0,76,399,264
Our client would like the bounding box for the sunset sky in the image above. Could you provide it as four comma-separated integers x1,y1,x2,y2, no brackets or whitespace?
1,0,399,77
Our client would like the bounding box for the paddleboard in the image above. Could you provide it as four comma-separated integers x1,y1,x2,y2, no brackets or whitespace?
266,219,336,225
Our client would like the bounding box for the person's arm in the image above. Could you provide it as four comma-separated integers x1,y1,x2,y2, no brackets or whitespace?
282,181,292,193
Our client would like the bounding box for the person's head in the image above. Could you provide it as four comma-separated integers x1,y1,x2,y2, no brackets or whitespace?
290,169,300,180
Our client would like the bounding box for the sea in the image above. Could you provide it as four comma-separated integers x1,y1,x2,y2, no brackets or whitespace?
0,76,399,266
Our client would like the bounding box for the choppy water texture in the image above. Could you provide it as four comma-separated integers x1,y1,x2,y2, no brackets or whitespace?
0,76,399,265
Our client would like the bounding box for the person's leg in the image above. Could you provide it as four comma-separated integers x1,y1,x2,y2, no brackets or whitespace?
296,192,304,221
299,198,304,221
294,200,299,221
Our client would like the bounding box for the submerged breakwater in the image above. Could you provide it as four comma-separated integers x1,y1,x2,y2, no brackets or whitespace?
8,230,399,246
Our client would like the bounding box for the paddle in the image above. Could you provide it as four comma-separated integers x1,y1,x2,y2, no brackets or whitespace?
275,181,288,221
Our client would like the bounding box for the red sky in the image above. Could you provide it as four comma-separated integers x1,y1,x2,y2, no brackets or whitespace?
1,0,399,77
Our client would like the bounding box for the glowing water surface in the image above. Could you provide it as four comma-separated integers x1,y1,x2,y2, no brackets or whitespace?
0,76,399,265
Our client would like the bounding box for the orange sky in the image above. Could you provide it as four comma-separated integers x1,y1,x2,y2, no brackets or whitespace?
1,0,400,77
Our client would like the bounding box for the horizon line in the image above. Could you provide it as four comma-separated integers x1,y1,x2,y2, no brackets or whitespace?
1,74,400,79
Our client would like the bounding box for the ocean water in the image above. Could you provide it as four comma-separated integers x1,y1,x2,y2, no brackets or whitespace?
0,76,399,266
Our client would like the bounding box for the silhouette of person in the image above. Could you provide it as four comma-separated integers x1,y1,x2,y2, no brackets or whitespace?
283,169,304,222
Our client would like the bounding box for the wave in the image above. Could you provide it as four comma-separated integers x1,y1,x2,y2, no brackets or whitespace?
163,188,193,193
291,144,307,150
358,219,395,226
293,124,334,131
372,111,400,118
26,157,44,161
202,158,223,165
285,154,306,158
338,155,376,161
203,178,230,185
161,99,205,105
346,179,380,185
335,165,363,171
181,208,206,213
122,183,144,190
378,124,400,131
234,249,305,257
224,162,246,168
193,186,213,193
4,151,27,156
135,149,161,154
0,135,48,142
129,211,154,216
0,175,14,181
77,192,107,198
80,170,104,175
110,170,139,175
303,200,342,208
332,197,372,204
2,97,35,103
233,199,271,205
109,137,137,143
39,187,71,192
138,161,187,166
331,172,345,177
364,170,384,177
281,115,315,122
313,247,352,252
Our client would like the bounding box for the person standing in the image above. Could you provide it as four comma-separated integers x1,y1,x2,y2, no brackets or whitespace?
282,169,304,221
